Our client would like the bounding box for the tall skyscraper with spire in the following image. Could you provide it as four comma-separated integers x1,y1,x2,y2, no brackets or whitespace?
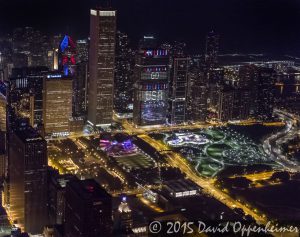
88,9,116,127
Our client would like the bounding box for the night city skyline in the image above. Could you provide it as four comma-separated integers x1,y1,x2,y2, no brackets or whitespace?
0,1,300,237
1,0,300,54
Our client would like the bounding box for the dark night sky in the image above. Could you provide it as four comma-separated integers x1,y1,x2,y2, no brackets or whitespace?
0,0,300,54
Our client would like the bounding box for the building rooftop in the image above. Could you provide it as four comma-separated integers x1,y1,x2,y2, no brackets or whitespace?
164,179,201,193
69,179,111,201
14,126,44,143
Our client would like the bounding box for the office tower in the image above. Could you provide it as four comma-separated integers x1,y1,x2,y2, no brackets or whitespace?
0,89,6,132
218,86,234,121
12,53,28,68
64,178,113,237
50,34,64,71
8,125,47,233
171,41,187,56
114,196,133,235
46,50,56,71
12,27,49,67
76,39,89,63
233,65,258,120
0,82,6,177
114,31,135,116
0,37,13,76
48,169,76,225
254,67,277,120
238,65,257,89
8,67,48,129
205,31,219,69
169,57,190,124
43,73,72,137
0,131,5,158
206,68,224,117
189,70,208,122
88,9,116,127
0,151,5,179
232,90,252,120
207,67,224,84
133,36,170,126
73,62,88,118
58,35,76,76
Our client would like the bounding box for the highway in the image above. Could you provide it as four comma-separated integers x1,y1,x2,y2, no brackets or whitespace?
263,109,300,172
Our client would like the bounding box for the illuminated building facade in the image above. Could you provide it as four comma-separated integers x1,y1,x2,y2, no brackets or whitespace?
133,36,170,126
8,67,48,129
205,31,219,69
0,85,7,170
189,70,208,122
218,86,234,121
233,65,258,120
12,27,50,68
114,196,133,235
58,35,76,76
114,31,135,115
0,151,5,179
48,170,76,225
169,57,190,124
88,9,116,127
232,89,252,120
8,125,47,233
0,89,6,132
73,62,88,118
64,178,113,237
254,67,276,120
43,74,72,137
76,39,89,63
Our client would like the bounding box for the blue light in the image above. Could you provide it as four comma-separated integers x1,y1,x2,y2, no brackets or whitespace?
64,65,69,76
60,35,69,52
47,74,62,79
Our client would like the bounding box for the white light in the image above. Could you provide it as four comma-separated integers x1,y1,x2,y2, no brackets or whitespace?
90,10,97,16
99,11,116,16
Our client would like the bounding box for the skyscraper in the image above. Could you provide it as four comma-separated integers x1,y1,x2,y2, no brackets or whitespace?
58,35,76,76
232,90,252,120
114,31,135,116
254,67,276,120
88,9,116,127
64,178,113,237
8,67,48,130
0,89,6,132
169,57,190,124
233,65,258,120
133,36,170,126
43,73,72,137
113,196,133,235
189,70,208,122
48,169,76,225
73,62,88,118
218,86,234,121
205,31,219,69
12,27,50,68
8,125,47,233
76,39,89,63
